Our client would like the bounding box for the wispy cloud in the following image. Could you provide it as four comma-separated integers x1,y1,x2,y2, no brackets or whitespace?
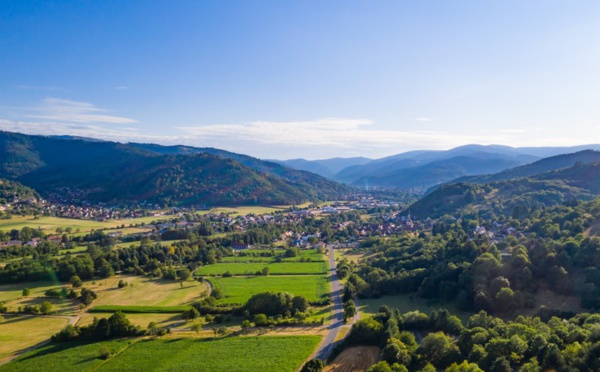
27,98,137,124
15,85,66,92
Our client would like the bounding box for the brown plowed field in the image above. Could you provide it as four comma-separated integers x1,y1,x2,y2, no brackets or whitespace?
324,346,380,372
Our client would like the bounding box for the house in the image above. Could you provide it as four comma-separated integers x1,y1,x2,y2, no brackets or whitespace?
47,235,63,244
26,238,42,247
6,240,22,246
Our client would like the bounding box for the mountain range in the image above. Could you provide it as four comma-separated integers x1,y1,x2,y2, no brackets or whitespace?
408,151,600,218
277,144,600,190
0,131,350,206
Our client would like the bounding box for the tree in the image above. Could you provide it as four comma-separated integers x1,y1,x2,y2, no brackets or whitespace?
190,322,202,334
22,288,30,297
344,300,357,322
147,321,158,335
418,332,461,369
301,359,325,372
262,267,270,276
178,268,191,281
40,301,53,315
367,361,393,372
240,319,251,333
70,275,82,288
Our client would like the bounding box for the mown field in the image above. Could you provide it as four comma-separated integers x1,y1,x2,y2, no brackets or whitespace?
196,261,327,276
0,315,70,362
0,275,208,314
210,275,329,304
0,336,322,372
0,215,169,235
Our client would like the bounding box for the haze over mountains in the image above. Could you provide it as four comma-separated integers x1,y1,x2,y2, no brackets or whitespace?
277,144,600,189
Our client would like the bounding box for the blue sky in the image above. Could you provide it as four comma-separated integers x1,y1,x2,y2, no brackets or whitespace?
1,1,600,159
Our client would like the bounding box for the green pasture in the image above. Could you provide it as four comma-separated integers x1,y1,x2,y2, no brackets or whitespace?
209,275,329,304
196,262,327,276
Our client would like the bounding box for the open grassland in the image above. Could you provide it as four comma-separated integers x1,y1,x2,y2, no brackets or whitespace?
0,215,170,235
220,249,326,263
0,280,80,314
359,294,472,323
210,275,329,304
0,276,208,314
101,336,322,372
86,275,209,308
0,315,70,362
0,339,133,372
0,336,322,372
196,261,327,276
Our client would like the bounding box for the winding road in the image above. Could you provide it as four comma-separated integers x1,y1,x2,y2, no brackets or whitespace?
314,246,346,360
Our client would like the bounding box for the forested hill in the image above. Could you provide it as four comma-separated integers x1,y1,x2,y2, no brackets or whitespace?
453,150,600,184
0,179,40,204
0,131,350,206
409,161,600,218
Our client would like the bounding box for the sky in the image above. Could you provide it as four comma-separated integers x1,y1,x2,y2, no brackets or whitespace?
1,1,600,160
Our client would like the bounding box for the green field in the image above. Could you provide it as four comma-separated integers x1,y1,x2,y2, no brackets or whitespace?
89,305,191,313
196,262,327,276
0,339,132,372
210,275,329,304
359,294,473,323
1,336,321,372
220,249,326,263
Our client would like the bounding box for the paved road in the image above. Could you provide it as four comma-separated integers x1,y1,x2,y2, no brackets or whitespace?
314,246,345,360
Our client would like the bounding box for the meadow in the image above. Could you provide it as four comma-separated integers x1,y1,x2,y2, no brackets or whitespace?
0,215,169,235
0,315,70,362
78,312,185,329
196,261,327,276
210,275,329,304
0,336,321,372
359,294,473,323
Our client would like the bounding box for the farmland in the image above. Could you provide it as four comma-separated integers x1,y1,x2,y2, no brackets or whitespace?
0,315,70,363
196,261,327,276
0,336,322,372
210,275,329,304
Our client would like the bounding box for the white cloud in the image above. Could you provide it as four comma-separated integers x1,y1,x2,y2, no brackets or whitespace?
27,98,137,124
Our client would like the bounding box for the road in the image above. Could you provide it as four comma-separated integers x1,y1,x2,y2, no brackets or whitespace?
314,246,345,360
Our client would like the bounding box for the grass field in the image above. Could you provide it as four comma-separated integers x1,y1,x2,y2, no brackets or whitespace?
89,305,191,313
86,276,209,308
0,339,133,372
1,336,322,372
0,280,81,314
196,262,327,276
359,294,473,323
220,249,326,263
0,315,70,362
210,275,329,304
0,215,170,235
78,312,185,329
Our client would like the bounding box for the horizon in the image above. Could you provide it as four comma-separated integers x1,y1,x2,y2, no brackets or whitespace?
2,1,600,159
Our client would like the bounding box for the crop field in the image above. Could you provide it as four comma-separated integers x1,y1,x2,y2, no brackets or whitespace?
0,215,170,235
210,275,329,304
86,276,209,308
0,336,321,372
220,249,326,263
196,261,327,276
0,339,133,372
0,315,70,363
101,336,322,371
